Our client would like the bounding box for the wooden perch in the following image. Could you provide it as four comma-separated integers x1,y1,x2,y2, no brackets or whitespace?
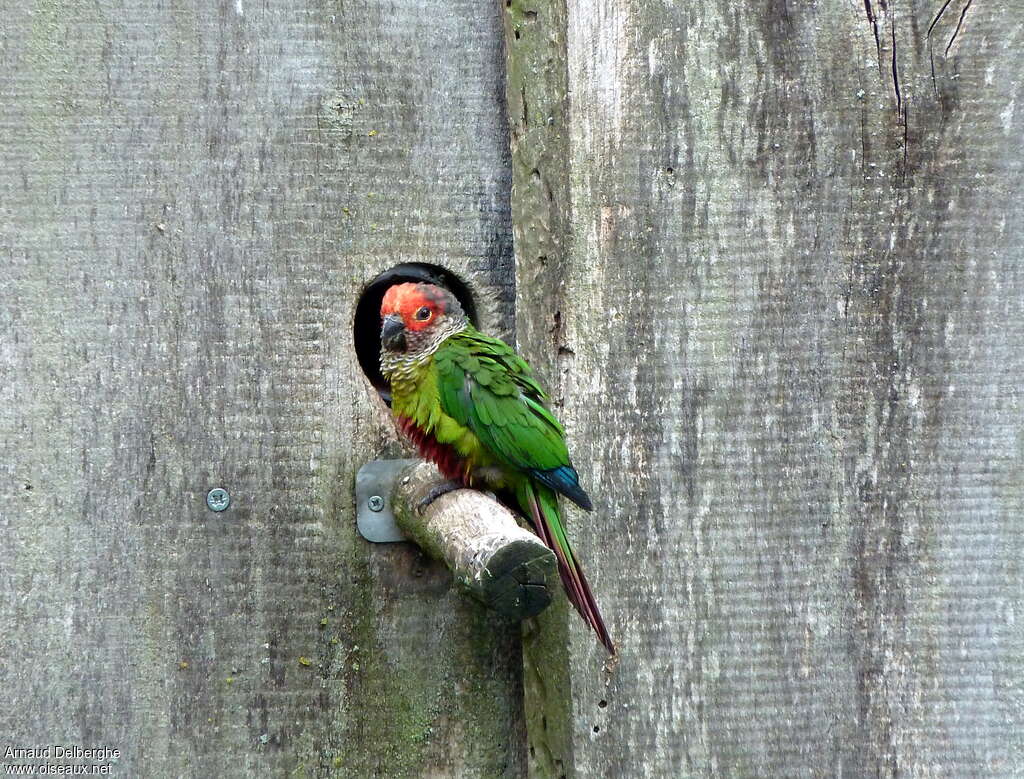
391,461,558,621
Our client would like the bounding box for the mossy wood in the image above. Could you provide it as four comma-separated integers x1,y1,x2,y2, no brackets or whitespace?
392,461,558,620
0,0,523,777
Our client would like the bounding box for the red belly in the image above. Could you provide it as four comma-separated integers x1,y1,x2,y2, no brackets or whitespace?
397,416,471,484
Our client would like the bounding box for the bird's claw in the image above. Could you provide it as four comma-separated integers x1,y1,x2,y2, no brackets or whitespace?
416,480,464,514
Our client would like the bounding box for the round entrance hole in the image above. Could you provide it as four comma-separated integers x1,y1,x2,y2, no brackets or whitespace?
353,263,479,404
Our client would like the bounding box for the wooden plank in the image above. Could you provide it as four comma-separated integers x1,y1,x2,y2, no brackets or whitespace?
505,0,1024,776
0,0,523,776
502,1,581,775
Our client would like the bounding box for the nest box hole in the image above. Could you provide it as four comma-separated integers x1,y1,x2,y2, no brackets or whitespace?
353,263,478,404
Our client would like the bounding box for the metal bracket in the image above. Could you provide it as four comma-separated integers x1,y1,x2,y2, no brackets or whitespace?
356,459,419,542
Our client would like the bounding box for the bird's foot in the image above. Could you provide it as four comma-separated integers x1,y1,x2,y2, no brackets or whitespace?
417,480,464,514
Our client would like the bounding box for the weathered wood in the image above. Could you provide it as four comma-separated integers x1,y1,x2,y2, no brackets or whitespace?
503,1,580,774
0,0,523,777
392,461,558,620
5,0,1022,776
505,1,1024,777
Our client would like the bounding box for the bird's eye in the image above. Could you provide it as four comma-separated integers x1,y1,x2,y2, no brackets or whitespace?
414,306,432,321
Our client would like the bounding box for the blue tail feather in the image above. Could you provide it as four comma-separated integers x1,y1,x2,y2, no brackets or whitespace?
531,464,593,511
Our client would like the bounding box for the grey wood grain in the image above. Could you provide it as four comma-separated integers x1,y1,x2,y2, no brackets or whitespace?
506,0,1024,776
0,0,521,777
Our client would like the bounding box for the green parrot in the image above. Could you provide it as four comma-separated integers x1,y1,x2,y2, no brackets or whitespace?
379,282,614,653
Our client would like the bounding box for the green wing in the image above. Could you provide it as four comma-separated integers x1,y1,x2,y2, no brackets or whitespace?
434,329,592,509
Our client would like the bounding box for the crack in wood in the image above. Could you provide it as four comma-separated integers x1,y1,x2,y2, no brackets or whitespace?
864,0,882,56
945,0,973,57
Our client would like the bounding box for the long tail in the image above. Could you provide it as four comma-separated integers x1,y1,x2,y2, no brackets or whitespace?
519,481,615,654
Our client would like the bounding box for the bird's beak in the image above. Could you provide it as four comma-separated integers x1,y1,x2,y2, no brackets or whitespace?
381,314,406,351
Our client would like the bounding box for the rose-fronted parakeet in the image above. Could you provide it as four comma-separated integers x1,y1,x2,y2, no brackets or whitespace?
379,282,614,654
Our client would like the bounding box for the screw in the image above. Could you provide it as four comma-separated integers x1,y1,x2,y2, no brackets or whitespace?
207,488,231,512
367,495,384,512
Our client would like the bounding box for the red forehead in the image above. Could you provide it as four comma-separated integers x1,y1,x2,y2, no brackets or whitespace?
381,283,447,317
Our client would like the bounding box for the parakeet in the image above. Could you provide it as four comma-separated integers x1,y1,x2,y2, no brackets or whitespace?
379,282,614,654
